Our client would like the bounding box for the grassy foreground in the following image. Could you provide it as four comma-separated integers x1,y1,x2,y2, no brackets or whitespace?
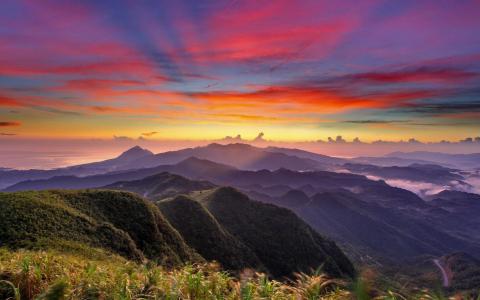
1,247,478,300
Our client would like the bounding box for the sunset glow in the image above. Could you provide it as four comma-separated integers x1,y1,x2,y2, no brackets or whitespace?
1,0,480,143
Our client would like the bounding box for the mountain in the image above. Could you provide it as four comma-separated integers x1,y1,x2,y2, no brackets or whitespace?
1,173,356,279
0,157,432,204
351,156,440,167
193,187,355,279
125,143,326,171
157,195,264,271
266,189,480,262
422,190,480,243
0,144,332,189
68,145,154,173
342,163,464,185
104,172,215,200
7,155,480,266
0,190,198,265
265,146,347,166
0,168,72,190
427,190,480,205
0,146,154,189
102,172,355,278
2,157,235,191
386,151,480,169
114,145,154,161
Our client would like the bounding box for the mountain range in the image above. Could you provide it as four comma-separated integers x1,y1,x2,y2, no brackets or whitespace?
2,143,480,291
0,187,354,279
98,168,480,266
0,144,339,189
3,144,478,191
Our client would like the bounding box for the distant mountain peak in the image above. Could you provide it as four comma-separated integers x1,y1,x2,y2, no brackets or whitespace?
117,146,154,161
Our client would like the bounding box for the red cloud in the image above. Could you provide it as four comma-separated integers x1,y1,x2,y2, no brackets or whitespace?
0,95,24,107
186,84,440,114
0,121,21,127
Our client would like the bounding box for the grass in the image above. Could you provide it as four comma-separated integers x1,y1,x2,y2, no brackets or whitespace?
1,248,478,300
0,190,198,265
0,247,344,300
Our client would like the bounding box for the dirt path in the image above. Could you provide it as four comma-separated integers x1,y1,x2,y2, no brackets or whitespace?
433,259,450,287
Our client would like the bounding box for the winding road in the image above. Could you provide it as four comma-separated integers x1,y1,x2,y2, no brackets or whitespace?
433,259,450,287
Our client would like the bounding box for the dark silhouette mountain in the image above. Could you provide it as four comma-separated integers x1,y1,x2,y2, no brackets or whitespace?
157,195,264,271
103,172,215,200
386,151,480,169
0,190,198,265
342,163,464,185
195,187,355,279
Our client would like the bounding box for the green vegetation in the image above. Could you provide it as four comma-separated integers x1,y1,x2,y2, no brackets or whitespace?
0,189,355,279
158,195,263,271
195,187,355,279
443,253,480,293
0,190,198,265
2,188,479,298
0,248,348,300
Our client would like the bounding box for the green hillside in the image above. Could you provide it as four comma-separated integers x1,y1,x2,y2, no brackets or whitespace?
158,195,263,271
0,190,198,265
195,187,356,279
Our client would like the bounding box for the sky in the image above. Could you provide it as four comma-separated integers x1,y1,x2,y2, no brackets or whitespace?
1,0,480,162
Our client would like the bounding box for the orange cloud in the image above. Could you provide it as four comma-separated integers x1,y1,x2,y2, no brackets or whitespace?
186,85,420,114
